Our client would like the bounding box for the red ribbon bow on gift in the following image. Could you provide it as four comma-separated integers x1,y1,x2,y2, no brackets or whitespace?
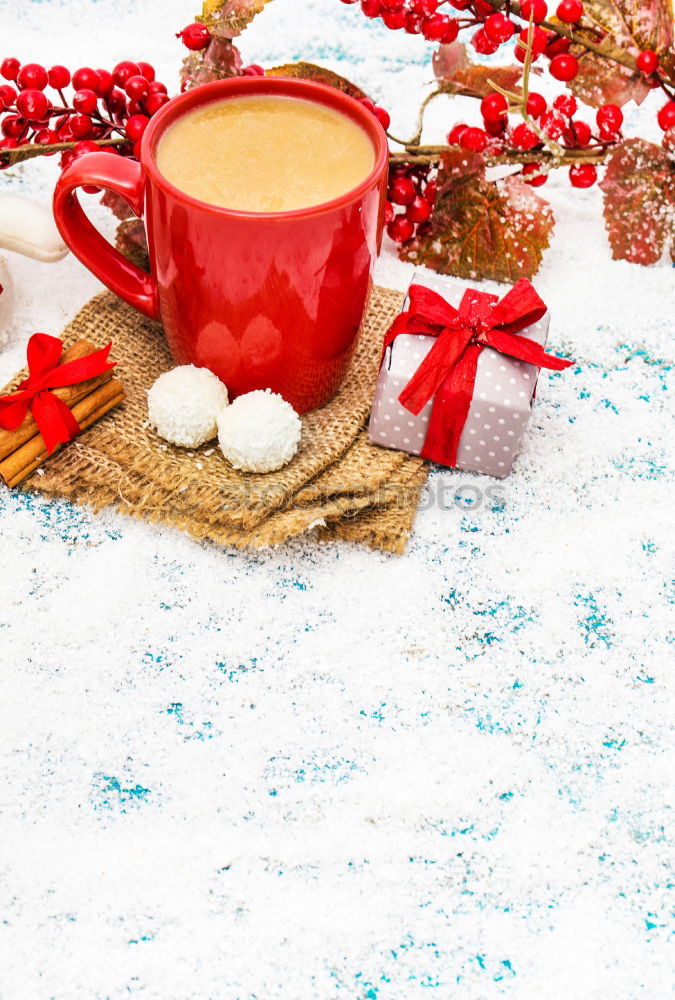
0,333,115,455
382,278,574,467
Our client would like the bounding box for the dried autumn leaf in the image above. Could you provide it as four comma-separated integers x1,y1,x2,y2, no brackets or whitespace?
265,62,368,100
432,41,471,80
180,35,243,89
400,150,554,283
100,189,135,222
565,0,674,107
201,0,274,38
599,137,675,265
116,219,150,274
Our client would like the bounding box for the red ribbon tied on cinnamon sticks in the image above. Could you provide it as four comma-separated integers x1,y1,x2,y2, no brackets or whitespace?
382,278,574,468
0,333,115,455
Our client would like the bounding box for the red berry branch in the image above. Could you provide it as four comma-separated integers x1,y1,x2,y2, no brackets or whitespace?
2,0,675,280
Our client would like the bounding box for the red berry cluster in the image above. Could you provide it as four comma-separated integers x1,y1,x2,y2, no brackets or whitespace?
385,162,436,243
449,90,625,189
340,0,460,42
0,57,170,171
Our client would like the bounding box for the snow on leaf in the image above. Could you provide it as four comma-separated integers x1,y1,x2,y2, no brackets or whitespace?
599,137,675,265
265,62,367,100
566,0,674,107
399,150,554,284
201,0,274,38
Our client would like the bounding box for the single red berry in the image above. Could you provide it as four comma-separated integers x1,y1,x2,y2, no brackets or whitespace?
410,0,438,12
73,89,98,114
72,67,100,93
375,106,391,130
127,99,143,117
515,26,548,60
107,88,127,114
549,54,579,81
72,140,100,157
70,113,93,139
125,74,150,101
242,64,265,76
520,0,548,22
113,61,141,87
421,13,450,40
388,175,416,205
540,110,566,139
564,119,592,146
636,50,659,76
481,92,509,123
125,113,149,142
340,0,360,4
511,123,540,150
460,126,488,152
404,11,423,32
657,101,675,131
1,115,27,139
382,9,406,28
137,62,156,82
553,94,577,117
96,70,115,98
359,97,376,114
441,19,460,42
145,92,170,115
48,65,70,90
1,58,20,82
384,200,395,225
569,163,596,188
474,0,495,13
472,28,500,55
545,35,571,57
361,0,383,16
447,124,468,145
449,0,471,7
179,23,212,50
521,163,547,186
526,92,547,118
557,0,584,23
0,84,17,107
17,63,48,91
149,81,168,95
484,116,506,137
406,195,432,223
484,13,514,44
424,179,438,204
15,88,49,121
387,215,415,243
34,128,60,152
381,0,404,9
596,103,623,137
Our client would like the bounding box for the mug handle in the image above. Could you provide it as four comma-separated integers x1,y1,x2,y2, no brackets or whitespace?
53,152,160,321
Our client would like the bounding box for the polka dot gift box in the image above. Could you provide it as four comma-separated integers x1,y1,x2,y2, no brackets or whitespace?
369,271,574,478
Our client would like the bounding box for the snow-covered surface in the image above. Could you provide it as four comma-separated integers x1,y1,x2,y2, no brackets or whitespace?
1,2,673,998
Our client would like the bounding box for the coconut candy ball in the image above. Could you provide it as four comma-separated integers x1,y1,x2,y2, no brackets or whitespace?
217,388,302,473
147,365,229,448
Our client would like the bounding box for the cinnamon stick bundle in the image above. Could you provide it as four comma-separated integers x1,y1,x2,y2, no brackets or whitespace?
0,339,124,488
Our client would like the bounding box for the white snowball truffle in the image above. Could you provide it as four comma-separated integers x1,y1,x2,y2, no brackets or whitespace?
217,389,301,473
147,365,229,448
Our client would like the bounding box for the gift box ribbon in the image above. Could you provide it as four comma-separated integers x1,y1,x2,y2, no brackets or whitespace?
0,333,115,455
382,279,574,467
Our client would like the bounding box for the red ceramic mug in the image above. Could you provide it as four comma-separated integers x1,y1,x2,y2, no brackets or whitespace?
53,77,389,413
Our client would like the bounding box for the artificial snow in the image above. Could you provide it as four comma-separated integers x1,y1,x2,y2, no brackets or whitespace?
0,2,673,999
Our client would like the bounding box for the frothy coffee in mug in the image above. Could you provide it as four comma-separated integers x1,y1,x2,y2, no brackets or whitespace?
155,94,376,213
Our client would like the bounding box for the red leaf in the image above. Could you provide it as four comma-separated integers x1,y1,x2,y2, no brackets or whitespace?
599,137,675,265
400,150,554,283
566,0,674,107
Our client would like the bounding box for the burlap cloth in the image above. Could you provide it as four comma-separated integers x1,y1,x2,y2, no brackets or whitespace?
6,287,428,554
